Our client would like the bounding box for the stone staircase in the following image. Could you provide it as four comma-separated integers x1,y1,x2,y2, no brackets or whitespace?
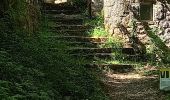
41,2,165,100
42,2,143,74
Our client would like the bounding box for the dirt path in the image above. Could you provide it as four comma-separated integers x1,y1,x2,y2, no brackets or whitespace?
102,71,166,100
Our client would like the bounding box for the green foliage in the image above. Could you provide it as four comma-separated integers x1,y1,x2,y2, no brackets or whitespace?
89,27,107,37
72,0,86,5
85,16,123,48
0,49,53,100
85,16,106,37
166,94,170,100
71,0,87,11
147,28,170,64
37,22,108,99
143,70,159,76
85,16,108,35
0,1,109,100
85,16,104,27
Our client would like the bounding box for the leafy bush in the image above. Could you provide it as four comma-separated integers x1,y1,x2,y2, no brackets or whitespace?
0,0,108,100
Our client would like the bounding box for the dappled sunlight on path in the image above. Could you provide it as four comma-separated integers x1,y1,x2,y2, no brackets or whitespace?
102,71,166,100
107,73,148,79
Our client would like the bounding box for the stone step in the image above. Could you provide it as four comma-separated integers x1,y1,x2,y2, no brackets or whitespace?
67,42,132,48
114,54,145,62
48,25,92,30
46,14,83,20
45,36,109,42
48,18,83,25
69,48,113,54
41,37,113,47
44,37,130,48
68,47,135,54
71,53,143,61
44,10,81,15
43,3,76,10
49,48,113,53
49,28,88,33
48,30,88,36
71,53,114,59
65,41,111,48
85,64,135,73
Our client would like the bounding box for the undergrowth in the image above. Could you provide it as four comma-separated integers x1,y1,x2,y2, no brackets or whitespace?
84,16,124,48
0,1,108,100
147,28,170,65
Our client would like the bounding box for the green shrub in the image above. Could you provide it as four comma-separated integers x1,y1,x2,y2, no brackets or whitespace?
0,1,108,99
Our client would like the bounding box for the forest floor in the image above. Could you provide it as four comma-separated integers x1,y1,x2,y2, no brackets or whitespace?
101,68,167,100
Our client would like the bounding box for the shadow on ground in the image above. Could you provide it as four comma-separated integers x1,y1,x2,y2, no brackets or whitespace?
101,71,166,100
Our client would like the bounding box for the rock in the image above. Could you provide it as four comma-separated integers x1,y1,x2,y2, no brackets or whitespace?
122,15,131,27
164,28,170,35
162,21,169,28
113,28,121,35
137,25,144,29
155,3,165,20
166,11,170,21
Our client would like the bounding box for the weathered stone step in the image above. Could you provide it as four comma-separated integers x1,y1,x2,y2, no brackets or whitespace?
68,47,135,54
66,42,132,48
48,25,92,30
44,10,81,15
41,37,112,47
49,29,87,33
49,19,83,25
85,64,135,73
46,36,108,42
43,3,76,10
49,48,112,53
69,48,113,53
48,30,88,36
64,41,110,48
71,53,113,59
114,54,145,61
71,53,145,61
46,14,83,20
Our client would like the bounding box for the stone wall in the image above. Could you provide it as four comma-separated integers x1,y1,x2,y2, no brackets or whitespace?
155,1,170,47
104,0,125,34
102,0,170,48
